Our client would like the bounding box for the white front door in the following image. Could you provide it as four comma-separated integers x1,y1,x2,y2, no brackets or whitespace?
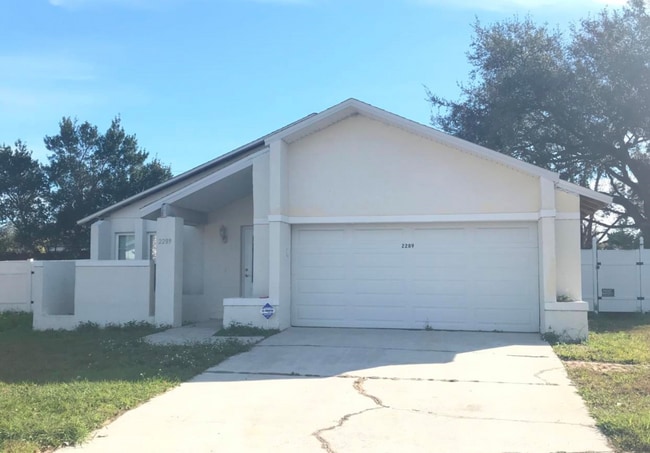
291,223,540,332
241,225,254,297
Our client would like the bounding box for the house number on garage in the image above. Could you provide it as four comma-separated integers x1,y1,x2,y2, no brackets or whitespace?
401,243,415,248
157,238,172,245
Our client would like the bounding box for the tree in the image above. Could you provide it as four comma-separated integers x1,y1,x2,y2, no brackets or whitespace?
428,0,650,246
0,141,49,253
44,117,172,256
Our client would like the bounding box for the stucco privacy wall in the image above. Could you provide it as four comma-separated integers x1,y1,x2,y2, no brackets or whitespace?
287,114,541,217
75,261,153,325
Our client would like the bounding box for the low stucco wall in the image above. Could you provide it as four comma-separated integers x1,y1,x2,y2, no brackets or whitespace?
544,301,589,341
75,260,153,326
223,298,280,329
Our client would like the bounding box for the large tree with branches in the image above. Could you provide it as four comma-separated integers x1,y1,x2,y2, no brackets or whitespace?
429,0,650,247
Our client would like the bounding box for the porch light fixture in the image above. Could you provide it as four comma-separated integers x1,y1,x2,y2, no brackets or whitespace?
219,225,228,243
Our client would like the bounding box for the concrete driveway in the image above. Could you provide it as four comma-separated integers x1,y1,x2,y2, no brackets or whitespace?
66,328,612,453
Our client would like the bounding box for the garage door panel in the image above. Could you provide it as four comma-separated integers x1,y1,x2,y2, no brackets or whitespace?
296,266,348,280
352,253,404,267
296,251,348,263
296,279,348,294
353,279,407,295
475,307,535,327
411,295,468,309
354,267,407,280
472,250,537,268
294,228,347,244
473,226,535,244
292,223,539,332
412,228,466,246
295,305,346,322
421,310,476,329
413,252,467,268
349,306,409,322
411,279,467,296
472,281,535,299
413,265,469,280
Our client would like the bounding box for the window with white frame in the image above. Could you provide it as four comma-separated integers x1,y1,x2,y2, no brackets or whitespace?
116,233,136,260
147,233,157,261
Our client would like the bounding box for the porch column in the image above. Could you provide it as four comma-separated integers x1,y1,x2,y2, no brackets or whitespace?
268,139,291,329
538,179,557,330
155,216,184,327
269,221,290,328
253,153,270,297
90,220,111,260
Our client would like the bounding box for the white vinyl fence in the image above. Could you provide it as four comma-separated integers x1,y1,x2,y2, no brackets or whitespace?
0,261,33,312
581,240,650,313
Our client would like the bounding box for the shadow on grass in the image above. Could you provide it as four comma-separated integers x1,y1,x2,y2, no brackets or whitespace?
588,312,650,333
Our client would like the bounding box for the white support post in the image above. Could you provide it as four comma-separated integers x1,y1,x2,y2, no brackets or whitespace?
155,216,184,327
134,219,145,260
638,237,645,312
592,236,599,313
538,179,557,331
252,154,270,297
90,220,112,260
268,139,291,329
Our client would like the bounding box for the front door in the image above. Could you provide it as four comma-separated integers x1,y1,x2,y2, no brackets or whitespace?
240,225,254,297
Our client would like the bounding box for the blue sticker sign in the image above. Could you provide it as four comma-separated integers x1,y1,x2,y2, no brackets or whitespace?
260,303,275,319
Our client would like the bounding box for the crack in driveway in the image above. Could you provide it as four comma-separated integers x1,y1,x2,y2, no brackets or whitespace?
312,377,386,453
205,370,559,386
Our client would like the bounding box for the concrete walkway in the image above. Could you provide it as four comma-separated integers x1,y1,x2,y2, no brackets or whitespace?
64,328,613,453
143,321,263,346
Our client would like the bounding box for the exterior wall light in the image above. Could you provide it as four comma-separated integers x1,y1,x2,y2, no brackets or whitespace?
219,225,228,243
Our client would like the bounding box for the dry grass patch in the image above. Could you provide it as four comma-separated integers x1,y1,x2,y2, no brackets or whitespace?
551,313,650,452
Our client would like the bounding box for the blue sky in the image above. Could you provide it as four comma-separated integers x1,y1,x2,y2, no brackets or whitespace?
1,0,626,174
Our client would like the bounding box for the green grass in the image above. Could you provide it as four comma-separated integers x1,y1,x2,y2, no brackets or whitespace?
0,311,252,452
551,312,650,452
214,321,280,337
554,313,650,364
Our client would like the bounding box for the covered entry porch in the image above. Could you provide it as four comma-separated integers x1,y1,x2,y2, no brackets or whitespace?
140,163,257,327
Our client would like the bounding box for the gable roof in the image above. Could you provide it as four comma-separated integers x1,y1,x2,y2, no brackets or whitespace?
79,98,611,225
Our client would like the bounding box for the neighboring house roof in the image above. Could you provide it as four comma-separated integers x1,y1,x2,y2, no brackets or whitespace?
79,98,611,225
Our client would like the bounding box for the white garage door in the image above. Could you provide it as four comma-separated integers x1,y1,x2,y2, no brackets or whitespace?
291,223,539,332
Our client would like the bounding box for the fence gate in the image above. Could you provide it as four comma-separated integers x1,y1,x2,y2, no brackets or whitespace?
0,261,33,312
592,239,648,313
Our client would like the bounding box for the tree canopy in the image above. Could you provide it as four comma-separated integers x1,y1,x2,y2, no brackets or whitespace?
0,142,49,253
0,118,172,258
428,0,650,246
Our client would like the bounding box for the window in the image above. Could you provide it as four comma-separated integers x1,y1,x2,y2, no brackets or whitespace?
116,234,136,260
147,233,157,262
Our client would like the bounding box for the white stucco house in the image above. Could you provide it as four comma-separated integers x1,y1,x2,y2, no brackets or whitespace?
67,98,610,338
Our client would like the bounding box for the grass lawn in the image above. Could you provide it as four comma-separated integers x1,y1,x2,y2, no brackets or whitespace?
552,313,650,453
0,312,254,452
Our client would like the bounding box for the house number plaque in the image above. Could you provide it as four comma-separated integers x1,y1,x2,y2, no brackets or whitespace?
401,243,415,249
157,238,172,245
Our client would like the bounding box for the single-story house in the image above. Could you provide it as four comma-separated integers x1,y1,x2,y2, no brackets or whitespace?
76,98,611,338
